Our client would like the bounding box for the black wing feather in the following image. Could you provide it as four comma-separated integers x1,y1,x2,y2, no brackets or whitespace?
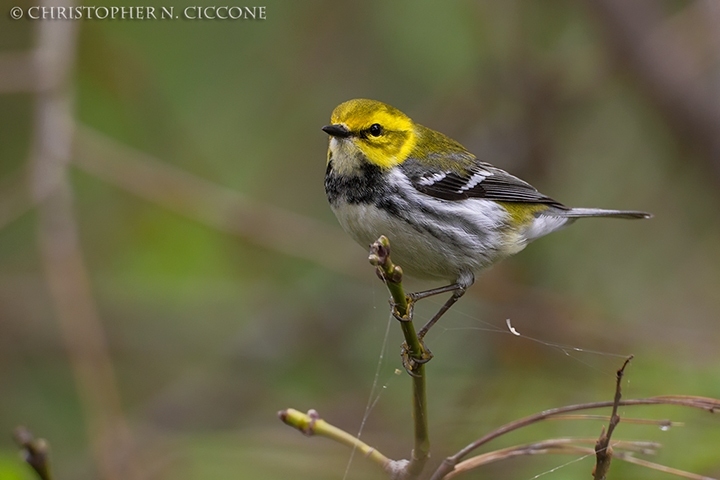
405,159,564,207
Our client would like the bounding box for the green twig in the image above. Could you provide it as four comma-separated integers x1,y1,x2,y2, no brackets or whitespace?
369,236,430,478
278,408,407,477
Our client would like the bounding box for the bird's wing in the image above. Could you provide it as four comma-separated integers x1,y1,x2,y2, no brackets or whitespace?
403,157,564,206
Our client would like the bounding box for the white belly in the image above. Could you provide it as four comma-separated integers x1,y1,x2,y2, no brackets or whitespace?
331,198,513,282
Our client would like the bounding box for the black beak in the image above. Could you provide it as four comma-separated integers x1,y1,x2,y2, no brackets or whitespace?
322,124,351,138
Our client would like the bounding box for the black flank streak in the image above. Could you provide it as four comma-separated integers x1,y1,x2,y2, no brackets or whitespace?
325,160,470,246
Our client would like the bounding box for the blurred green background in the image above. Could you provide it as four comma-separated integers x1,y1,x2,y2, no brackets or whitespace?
2,1,720,479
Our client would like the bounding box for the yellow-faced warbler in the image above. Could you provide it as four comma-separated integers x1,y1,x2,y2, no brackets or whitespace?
323,99,651,338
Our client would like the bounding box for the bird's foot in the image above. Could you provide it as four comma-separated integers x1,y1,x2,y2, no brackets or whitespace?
401,339,433,377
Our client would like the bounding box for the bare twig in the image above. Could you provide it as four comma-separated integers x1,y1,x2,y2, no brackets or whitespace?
447,437,659,479
450,439,715,480
593,355,633,480
446,439,593,479
549,414,681,428
13,427,53,480
430,394,720,480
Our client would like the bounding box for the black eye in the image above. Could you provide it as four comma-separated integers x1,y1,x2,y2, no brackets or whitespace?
368,124,383,137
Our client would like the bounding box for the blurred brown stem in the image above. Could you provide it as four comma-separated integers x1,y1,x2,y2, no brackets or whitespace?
72,125,360,278
588,0,720,178
0,167,35,231
13,427,53,480
28,0,136,479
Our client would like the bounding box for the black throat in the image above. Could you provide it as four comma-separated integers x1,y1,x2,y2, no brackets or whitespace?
324,160,387,206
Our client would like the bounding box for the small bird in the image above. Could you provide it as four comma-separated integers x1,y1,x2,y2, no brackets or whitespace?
323,99,650,338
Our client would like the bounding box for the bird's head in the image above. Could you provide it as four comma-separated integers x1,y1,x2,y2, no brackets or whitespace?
322,99,417,171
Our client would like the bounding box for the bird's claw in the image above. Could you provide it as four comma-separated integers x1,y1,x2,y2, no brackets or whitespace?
391,296,414,322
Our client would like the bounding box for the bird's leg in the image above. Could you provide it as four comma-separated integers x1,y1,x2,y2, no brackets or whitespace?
399,284,467,374
407,283,464,302
395,286,461,375
417,285,467,340
400,275,473,371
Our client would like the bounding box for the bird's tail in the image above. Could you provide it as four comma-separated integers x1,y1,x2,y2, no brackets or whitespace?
562,207,652,220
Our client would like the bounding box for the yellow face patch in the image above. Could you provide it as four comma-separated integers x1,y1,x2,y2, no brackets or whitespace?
328,99,417,169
